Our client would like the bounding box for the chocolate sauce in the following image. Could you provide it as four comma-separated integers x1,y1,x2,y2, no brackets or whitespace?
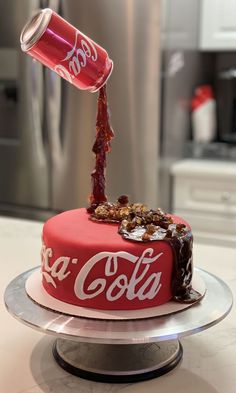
89,85,114,208
167,232,202,303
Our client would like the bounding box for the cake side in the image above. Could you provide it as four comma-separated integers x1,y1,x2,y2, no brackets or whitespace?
40,208,186,310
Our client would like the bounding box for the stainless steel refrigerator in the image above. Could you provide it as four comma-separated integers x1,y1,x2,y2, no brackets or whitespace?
0,0,160,220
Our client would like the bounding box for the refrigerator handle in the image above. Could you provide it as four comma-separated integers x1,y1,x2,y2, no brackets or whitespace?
45,0,63,163
27,58,46,166
45,68,63,163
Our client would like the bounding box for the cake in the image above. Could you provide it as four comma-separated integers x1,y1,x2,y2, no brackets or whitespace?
41,197,201,310
39,84,200,312
39,85,201,313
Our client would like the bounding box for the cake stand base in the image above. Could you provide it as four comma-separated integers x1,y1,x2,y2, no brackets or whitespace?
52,339,183,383
4,268,233,384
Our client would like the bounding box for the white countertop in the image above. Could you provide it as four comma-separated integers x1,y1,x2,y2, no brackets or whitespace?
0,216,235,393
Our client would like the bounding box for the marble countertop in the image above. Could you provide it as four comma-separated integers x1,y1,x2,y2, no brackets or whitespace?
0,216,235,393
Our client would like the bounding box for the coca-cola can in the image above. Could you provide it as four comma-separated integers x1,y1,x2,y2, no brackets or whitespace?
20,8,113,92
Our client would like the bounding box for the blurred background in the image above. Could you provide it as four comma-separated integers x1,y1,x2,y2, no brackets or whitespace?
0,0,236,246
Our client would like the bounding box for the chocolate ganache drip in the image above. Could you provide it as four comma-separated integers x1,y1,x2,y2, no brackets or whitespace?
89,196,202,304
167,230,199,303
88,85,114,211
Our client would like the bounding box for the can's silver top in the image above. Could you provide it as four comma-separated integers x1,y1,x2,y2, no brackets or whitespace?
20,8,53,52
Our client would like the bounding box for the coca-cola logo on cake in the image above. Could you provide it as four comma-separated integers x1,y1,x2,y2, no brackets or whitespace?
41,243,173,310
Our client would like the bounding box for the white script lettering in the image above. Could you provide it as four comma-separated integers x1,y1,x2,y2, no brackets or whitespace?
41,244,75,288
74,249,163,302
41,245,164,302
54,31,98,83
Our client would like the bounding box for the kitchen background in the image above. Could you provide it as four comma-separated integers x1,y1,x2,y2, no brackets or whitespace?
0,0,236,246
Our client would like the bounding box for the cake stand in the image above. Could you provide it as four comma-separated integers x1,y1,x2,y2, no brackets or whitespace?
4,267,233,383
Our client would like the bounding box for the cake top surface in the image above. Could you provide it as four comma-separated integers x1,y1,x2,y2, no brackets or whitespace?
43,208,189,251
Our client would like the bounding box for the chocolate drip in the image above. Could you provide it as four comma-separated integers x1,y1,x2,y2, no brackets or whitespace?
89,85,114,209
167,232,202,304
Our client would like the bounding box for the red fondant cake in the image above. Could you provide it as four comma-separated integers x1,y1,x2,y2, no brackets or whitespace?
41,207,192,310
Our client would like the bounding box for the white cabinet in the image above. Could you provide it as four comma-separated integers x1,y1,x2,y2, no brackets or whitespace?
200,0,236,50
171,159,236,246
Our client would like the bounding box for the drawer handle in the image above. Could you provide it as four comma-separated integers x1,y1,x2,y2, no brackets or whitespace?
221,192,231,202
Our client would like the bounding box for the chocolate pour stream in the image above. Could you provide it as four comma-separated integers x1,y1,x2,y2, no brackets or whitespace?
87,87,201,304
88,84,114,208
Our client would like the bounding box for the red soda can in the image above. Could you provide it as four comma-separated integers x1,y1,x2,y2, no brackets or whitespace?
20,8,113,92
